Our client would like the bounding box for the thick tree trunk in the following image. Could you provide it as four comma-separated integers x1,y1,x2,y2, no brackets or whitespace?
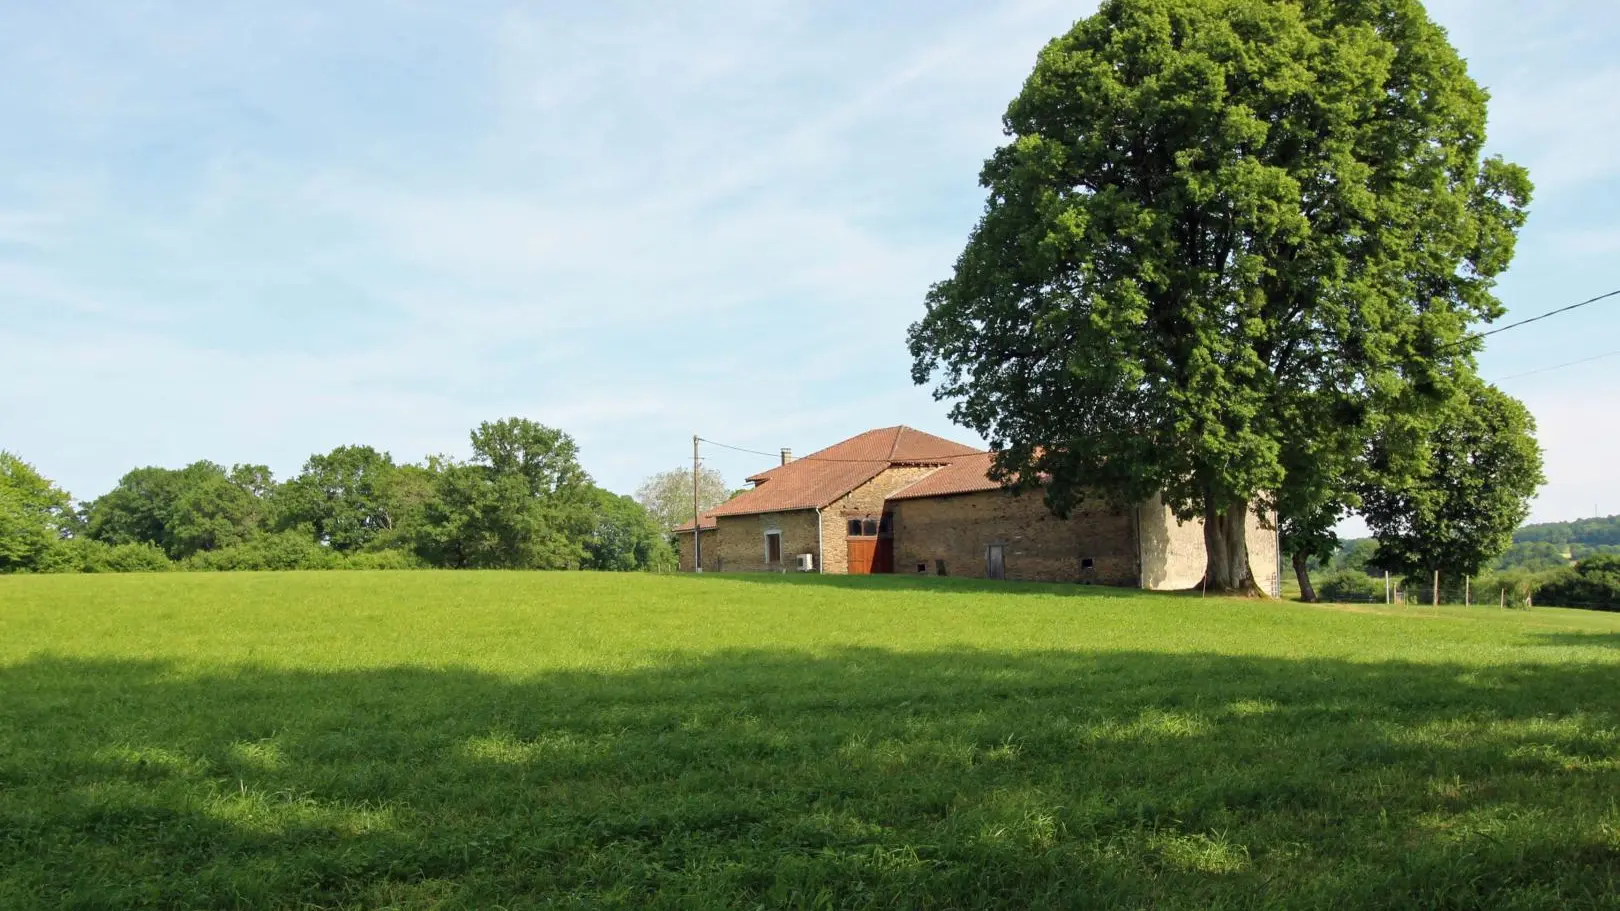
1292,551,1317,603
1202,499,1259,594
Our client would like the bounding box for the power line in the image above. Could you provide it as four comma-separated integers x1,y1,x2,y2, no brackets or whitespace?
1467,288,1620,344
1496,349,1620,382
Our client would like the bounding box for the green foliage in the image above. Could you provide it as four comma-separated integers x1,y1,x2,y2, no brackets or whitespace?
1493,540,1571,572
1316,570,1383,604
184,530,339,572
0,451,73,573
23,417,680,575
1515,515,1620,547
584,489,677,572
908,0,1531,592
85,461,272,559
1537,554,1620,612
272,445,404,553
1,573,1618,907
38,538,174,574
414,419,595,570
1360,378,1544,578
338,548,425,571
635,465,731,531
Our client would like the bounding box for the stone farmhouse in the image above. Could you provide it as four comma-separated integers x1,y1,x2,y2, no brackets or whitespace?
675,426,1280,592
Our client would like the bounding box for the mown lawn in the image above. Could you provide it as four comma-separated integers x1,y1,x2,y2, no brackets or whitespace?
2,572,1618,910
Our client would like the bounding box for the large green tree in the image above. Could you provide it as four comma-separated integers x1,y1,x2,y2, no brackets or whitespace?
86,461,271,559
1359,377,1544,580
907,0,1531,592
0,451,73,573
274,445,407,553
415,419,595,569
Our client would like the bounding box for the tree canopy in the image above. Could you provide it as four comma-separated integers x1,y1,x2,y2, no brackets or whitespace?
1359,377,1544,579
635,465,731,531
0,451,73,573
273,445,407,553
9,417,673,575
908,0,1531,592
85,461,268,560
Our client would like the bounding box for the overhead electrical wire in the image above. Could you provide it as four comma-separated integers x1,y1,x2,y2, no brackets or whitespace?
700,289,1620,459
1470,287,1620,342
1496,349,1620,382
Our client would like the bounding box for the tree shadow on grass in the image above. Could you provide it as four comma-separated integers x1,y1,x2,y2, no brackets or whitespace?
2,649,1618,910
1535,631,1620,649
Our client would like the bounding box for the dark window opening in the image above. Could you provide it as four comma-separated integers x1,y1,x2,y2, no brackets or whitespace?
847,519,862,537
916,562,928,574
862,518,879,536
879,513,893,535
1081,557,1095,570
765,532,782,563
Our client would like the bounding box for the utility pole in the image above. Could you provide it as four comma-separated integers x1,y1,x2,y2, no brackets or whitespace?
693,435,702,573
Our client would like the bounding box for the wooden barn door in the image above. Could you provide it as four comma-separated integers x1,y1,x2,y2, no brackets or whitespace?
847,538,877,574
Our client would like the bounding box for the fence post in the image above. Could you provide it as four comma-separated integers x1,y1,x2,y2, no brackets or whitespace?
1465,575,1471,607
1433,570,1440,608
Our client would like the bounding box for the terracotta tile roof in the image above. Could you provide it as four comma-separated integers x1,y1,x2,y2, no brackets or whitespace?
673,426,980,531
885,451,1007,500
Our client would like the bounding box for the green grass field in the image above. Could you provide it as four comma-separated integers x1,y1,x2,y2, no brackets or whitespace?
2,572,1618,909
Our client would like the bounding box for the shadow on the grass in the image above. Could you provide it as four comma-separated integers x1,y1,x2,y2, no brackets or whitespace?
1535,631,1620,649
2,648,1617,910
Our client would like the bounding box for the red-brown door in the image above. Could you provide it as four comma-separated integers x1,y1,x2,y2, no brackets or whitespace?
847,538,877,574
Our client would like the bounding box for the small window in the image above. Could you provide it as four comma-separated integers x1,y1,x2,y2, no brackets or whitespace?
862,518,879,536
916,562,928,574
1081,558,1095,570
765,532,782,563
847,519,862,537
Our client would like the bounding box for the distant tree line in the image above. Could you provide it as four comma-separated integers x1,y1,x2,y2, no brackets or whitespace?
0,419,698,575
1310,514,1620,612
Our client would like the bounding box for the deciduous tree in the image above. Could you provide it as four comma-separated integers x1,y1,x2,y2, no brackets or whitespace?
86,461,271,559
907,0,1531,592
1360,378,1544,580
416,420,595,569
635,466,730,531
0,451,73,572
275,445,404,553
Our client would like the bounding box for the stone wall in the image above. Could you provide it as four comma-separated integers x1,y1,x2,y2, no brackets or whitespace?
889,489,1138,585
820,466,943,575
1137,496,1282,593
705,509,822,573
676,528,718,572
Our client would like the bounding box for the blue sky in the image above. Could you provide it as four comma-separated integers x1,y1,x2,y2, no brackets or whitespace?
3,1,1617,527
